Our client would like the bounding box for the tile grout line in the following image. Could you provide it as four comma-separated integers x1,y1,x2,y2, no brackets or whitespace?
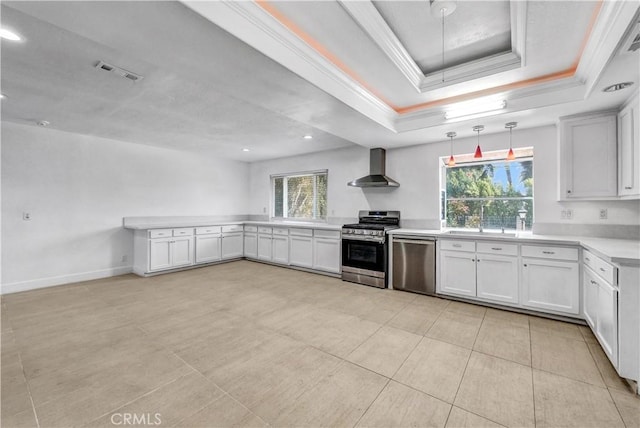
528,317,537,427
17,351,41,428
351,377,391,428
448,310,484,412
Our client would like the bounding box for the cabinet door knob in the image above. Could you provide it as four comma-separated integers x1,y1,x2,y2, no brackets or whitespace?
567,190,572,193
523,264,528,267
625,186,633,190
590,280,597,285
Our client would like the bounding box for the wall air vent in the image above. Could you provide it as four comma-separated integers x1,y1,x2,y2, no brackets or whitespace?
95,61,144,82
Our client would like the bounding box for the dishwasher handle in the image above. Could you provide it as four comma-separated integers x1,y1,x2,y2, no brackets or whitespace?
393,238,436,245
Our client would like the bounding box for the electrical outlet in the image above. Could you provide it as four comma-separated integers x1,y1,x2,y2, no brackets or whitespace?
599,208,608,220
566,209,573,219
561,209,573,220
263,207,266,213
121,255,128,263
22,212,31,221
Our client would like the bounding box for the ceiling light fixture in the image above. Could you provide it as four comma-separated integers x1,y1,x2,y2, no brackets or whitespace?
0,28,21,41
445,99,507,120
446,131,457,166
242,148,250,152
303,135,313,140
0,94,5,99
505,122,517,161
473,125,484,159
602,82,634,92
430,0,457,83
37,120,50,127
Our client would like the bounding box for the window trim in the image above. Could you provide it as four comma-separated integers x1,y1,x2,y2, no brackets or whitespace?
270,169,328,223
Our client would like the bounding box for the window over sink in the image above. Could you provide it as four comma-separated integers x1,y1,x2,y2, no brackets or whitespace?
271,170,327,221
441,148,533,231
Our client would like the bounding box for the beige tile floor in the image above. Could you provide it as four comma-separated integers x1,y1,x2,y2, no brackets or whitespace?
1,260,639,427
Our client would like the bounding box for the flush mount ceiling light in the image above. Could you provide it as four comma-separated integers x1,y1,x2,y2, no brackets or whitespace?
303,135,313,140
0,28,21,41
242,148,250,152
603,82,634,92
446,131,457,167
0,94,5,99
473,125,484,159
445,99,507,120
505,121,517,161
430,0,457,83
37,120,50,127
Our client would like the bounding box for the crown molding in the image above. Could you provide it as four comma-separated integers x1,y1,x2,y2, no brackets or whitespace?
338,0,424,92
182,0,397,131
577,1,640,97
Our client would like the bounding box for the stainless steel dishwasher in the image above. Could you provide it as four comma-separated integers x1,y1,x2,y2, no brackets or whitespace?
392,235,436,295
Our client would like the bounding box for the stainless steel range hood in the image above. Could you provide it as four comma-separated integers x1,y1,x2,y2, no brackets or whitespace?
348,148,399,188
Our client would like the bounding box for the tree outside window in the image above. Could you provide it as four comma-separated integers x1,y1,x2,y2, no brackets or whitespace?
443,150,533,231
272,171,327,221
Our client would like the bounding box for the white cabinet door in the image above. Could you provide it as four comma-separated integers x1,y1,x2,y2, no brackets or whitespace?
272,236,289,265
244,233,258,259
171,237,194,267
290,235,313,268
597,280,618,366
559,113,617,199
221,233,243,259
439,250,476,297
521,258,580,315
149,238,172,272
258,235,273,261
476,254,519,304
195,235,221,264
583,267,599,329
618,96,639,197
313,237,340,273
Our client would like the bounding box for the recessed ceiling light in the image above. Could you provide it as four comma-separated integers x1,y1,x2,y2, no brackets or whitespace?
0,94,5,99
602,82,634,92
37,120,50,127
0,28,21,41
242,148,250,152
303,135,313,140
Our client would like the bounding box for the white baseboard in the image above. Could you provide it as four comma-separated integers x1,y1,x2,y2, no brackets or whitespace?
1,266,134,295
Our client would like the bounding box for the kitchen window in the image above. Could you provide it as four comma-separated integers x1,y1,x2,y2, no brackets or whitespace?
272,170,327,221
441,149,533,231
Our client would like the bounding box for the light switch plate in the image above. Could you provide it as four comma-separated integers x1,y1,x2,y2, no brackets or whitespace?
599,208,608,219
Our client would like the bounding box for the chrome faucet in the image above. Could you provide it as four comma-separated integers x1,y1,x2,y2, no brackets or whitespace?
479,204,484,233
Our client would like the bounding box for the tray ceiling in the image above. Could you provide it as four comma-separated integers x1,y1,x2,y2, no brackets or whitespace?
1,1,638,161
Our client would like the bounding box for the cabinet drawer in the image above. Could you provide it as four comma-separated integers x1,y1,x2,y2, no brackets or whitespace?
314,229,340,239
439,239,475,252
521,245,578,261
149,229,173,239
258,226,273,234
290,228,313,237
273,228,289,236
477,241,518,256
173,228,194,237
244,225,258,233
222,224,243,233
584,250,616,285
195,226,221,235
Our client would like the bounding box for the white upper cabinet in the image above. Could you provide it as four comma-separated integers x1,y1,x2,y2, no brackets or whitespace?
559,112,618,200
618,93,640,198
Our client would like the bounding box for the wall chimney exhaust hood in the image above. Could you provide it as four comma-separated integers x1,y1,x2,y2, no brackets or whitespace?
348,148,399,188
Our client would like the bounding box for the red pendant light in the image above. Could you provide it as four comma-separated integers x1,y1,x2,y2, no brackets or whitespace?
446,131,457,166
505,121,517,161
472,125,484,158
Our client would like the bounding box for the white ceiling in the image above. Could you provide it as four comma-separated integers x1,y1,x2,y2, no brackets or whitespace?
1,1,639,162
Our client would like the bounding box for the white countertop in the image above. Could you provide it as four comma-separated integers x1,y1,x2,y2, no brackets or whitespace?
389,229,640,266
123,219,342,231
243,221,342,231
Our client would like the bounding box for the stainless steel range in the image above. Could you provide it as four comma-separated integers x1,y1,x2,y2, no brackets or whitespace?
341,211,400,288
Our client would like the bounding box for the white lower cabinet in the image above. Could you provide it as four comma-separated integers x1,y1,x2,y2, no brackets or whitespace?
258,227,273,261
312,230,341,273
144,229,194,273
289,229,313,268
476,254,519,304
439,250,476,297
520,244,580,315
272,228,289,265
583,250,619,367
221,225,243,260
195,235,221,263
244,226,258,259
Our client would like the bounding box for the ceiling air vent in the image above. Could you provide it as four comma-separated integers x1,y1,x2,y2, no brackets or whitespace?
95,61,144,82
620,20,640,54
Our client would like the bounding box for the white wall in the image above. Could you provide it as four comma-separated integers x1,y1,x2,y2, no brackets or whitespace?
250,125,640,230
1,122,249,292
